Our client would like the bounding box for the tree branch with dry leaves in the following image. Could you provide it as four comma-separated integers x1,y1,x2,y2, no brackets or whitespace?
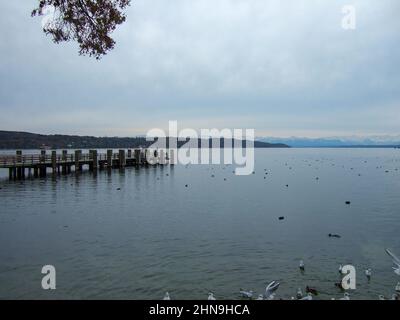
32,0,131,59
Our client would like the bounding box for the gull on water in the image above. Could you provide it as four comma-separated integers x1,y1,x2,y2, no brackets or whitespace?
296,288,303,300
299,260,305,271
391,294,399,300
365,268,372,280
340,293,350,300
163,292,171,300
239,289,253,299
385,249,400,276
208,292,216,301
264,280,280,299
256,294,264,300
378,295,386,300
265,293,276,300
300,293,313,300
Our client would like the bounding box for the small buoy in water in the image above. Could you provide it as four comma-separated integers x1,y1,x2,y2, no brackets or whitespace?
278,216,285,220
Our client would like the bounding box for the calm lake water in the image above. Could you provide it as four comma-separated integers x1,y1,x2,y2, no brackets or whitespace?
0,148,399,300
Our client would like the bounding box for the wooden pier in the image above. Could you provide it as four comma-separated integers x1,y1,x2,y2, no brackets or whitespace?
0,149,174,180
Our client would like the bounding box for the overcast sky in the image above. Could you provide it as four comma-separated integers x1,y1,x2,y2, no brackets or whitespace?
0,0,399,138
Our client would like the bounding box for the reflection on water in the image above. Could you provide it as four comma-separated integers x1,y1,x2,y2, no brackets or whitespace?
0,148,399,299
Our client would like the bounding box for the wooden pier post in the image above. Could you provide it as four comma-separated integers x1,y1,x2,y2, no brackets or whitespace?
107,150,113,169
75,150,82,172
51,150,57,174
9,168,12,180
127,149,132,158
62,150,67,174
93,150,98,171
15,150,22,179
119,150,126,168
134,149,141,165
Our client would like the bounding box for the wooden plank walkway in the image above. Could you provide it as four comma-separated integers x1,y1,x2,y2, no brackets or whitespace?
0,149,173,180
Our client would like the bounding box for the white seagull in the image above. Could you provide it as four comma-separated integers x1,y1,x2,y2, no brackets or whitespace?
256,294,264,300
265,293,276,300
300,293,313,300
208,292,216,301
264,280,280,299
299,260,305,271
365,268,372,280
378,295,386,300
239,289,253,299
163,292,171,300
340,293,350,300
385,249,400,275
296,288,303,300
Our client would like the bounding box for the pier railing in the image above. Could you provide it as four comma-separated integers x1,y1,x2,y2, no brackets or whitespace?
0,149,173,180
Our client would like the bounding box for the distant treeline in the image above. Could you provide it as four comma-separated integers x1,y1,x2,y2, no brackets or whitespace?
0,131,289,149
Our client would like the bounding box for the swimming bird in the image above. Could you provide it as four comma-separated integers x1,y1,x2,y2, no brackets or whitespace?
339,293,350,300
300,293,313,300
385,248,400,275
239,289,253,299
378,295,386,300
306,286,318,296
299,260,305,271
329,233,341,238
265,293,276,300
163,292,171,300
208,292,216,300
335,282,344,290
264,280,280,298
391,294,399,300
296,288,303,299
365,268,372,280
256,294,264,300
